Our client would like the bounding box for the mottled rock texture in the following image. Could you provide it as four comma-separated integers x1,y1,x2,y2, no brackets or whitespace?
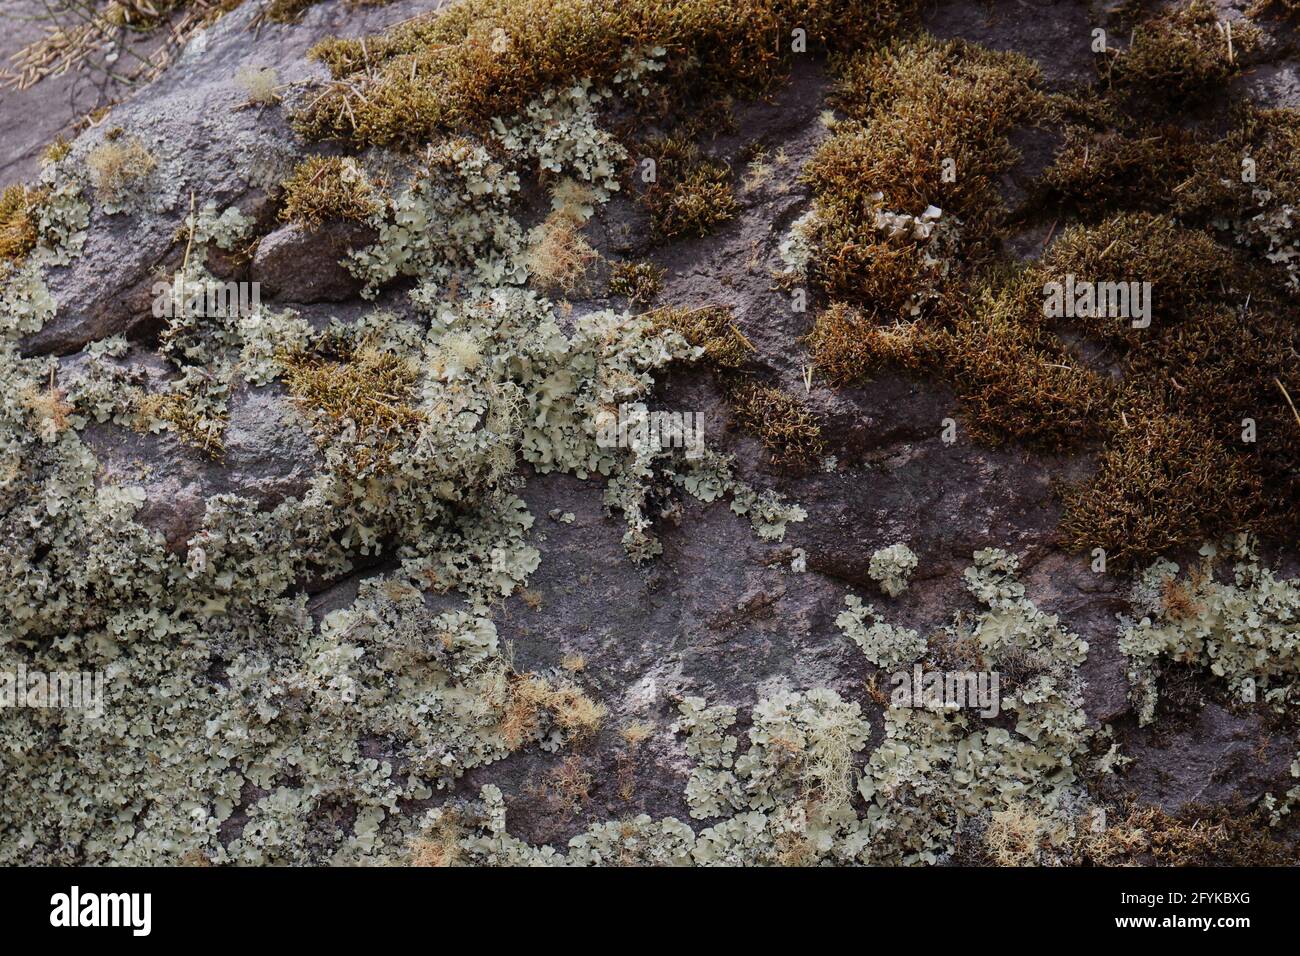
3,0,1298,863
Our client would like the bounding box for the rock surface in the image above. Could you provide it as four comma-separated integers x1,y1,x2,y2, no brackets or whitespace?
3,0,1298,862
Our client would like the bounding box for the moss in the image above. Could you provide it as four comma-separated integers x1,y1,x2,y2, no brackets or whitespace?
1043,214,1225,337
811,198,1297,559
1249,0,1300,20
1061,416,1256,563
646,304,752,369
639,135,737,239
801,18,1280,549
278,343,424,476
1103,1,1256,109
40,136,72,166
806,301,934,386
809,273,1113,451
0,184,45,268
135,390,228,460
279,156,382,228
294,0,918,148
936,272,1115,449
106,0,241,29
802,35,1044,314
607,260,665,304
1043,214,1300,560
1079,801,1296,866
725,380,825,468
1035,124,1201,217
264,0,322,21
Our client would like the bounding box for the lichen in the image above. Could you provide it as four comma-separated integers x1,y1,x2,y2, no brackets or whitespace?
1119,535,1300,726
868,541,917,597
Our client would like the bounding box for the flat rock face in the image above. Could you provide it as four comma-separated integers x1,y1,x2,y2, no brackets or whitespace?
252,221,374,303
3,0,1298,862
82,379,319,549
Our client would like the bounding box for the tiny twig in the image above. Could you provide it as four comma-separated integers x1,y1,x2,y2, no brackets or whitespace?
1277,378,1300,430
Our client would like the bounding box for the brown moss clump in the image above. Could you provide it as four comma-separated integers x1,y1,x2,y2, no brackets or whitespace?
0,184,45,267
647,304,752,369
278,344,424,475
1061,415,1257,563
936,275,1115,449
1079,801,1297,866
264,0,321,21
1172,106,1300,234
86,137,157,203
135,391,228,460
808,276,1113,451
802,34,1045,312
806,302,935,386
279,156,382,228
792,12,1293,565
1249,0,1300,20
106,0,228,30
499,674,606,750
525,212,599,294
295,0,918,148
1040,213,1226,346
1035,124,1201,217
725,381,825,467
1043,214,1300,560
607,260,665,304
819,207,1297,561
1103,1,1256,109
640,136,736,239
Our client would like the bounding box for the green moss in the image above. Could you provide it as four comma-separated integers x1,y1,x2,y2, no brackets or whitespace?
725,380,825,468
294,0,918,148
607,260,665,304
1103,1,1256,109
639,135,737,239
279,156,382,228
0,184,44,268
279,343,424,476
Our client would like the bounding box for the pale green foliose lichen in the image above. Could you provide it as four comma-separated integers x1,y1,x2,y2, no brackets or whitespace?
1119,535,1300,726
868,541,918,597
0,70,811,864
